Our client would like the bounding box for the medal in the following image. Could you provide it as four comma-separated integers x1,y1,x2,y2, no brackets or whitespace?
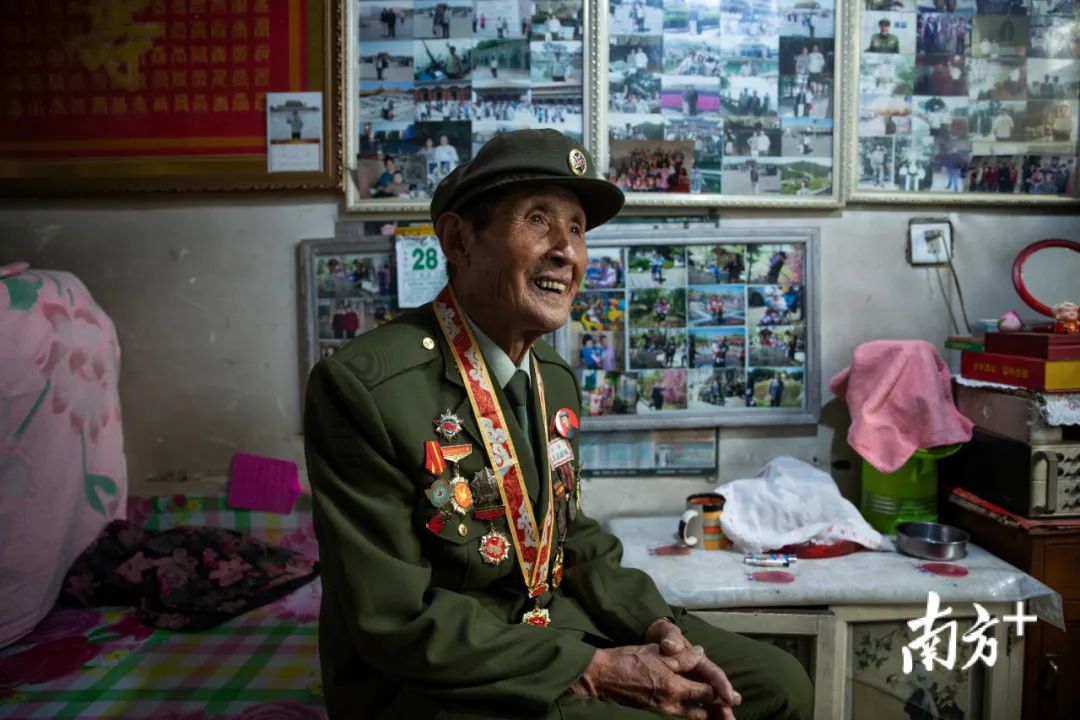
449,475,473,515
551,546,564,589
551,408,579,439
434,410,463,441
557,463,575,496
434,285,558,626
426,512,447,534
548,437,574,469
478,528,511,565
470,467,503,519
440,444,472,464
424,441,446,476
426,478,451,508
555,495,568,542
521,607,551,627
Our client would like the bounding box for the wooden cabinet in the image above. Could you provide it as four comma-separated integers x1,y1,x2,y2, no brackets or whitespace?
943,500,1080,720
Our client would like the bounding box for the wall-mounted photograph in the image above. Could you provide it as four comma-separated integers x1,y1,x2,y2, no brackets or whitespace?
850,0,1080,202
601,0,841,206
554,223,820,428
346,0,584,210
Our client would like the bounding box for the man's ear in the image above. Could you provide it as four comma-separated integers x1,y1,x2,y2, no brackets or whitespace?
436,212,471,270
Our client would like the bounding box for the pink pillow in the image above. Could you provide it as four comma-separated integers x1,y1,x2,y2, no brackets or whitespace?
0,265,127,648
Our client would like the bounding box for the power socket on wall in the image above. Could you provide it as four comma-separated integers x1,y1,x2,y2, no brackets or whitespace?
908,219,953,265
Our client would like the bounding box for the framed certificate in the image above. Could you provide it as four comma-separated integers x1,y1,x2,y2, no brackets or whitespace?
0,0,341,194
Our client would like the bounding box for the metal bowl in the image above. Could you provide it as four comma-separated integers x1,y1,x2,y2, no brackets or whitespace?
895,522,969,561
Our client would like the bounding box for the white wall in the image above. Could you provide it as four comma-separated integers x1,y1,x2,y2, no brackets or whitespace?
2,197,1077,520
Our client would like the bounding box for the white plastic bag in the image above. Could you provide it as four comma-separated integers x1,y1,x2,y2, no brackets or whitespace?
716,456,883,554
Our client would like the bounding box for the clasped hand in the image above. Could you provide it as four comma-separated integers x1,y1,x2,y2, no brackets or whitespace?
568,620,741,720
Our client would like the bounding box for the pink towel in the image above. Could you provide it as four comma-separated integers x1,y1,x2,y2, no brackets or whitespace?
830,340,973,474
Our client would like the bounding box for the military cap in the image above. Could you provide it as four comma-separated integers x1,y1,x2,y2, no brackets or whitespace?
429,129,624,231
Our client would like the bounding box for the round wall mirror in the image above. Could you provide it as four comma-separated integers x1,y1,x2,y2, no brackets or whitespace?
1011,239,1080,319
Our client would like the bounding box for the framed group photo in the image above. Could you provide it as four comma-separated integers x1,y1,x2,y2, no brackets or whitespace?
848,0,1080,203
345,0,589,211
553,221,821,428
590,0,847,208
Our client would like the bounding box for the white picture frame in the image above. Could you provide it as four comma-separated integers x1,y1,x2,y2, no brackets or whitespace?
844,0,1080,205
589,0,849,209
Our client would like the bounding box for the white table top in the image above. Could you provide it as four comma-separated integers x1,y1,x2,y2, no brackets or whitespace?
608,515,1065,629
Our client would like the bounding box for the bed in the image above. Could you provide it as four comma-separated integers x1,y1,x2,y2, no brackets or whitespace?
0,494,327,720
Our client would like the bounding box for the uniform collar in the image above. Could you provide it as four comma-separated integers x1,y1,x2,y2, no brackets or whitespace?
464,311,532,389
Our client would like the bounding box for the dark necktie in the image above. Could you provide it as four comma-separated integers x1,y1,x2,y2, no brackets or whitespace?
503,371,540,500
504,370,531,441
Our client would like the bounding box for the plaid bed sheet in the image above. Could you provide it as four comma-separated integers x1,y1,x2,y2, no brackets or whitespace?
132,494,315,546
0,495,326,720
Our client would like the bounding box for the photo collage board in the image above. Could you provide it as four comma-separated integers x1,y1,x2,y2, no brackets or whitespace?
565,234,813,423
311,245,400,361
606,0,838,196
354,0,587,201
855,0,1080,196
297,235,401,407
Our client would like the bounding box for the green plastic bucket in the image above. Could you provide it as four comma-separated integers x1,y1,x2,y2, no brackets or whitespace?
861,445,962,535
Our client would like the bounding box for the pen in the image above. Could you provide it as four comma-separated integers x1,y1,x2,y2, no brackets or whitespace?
743,557,790,567
744,552,798,563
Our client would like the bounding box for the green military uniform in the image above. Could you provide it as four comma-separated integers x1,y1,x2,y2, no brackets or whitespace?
305,306,812,720
867,31,900,53
304,128,811,720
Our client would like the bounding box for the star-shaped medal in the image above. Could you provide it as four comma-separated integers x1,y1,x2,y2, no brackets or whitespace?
434,410,463,441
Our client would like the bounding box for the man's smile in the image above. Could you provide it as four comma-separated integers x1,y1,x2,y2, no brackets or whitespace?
533,277,570,294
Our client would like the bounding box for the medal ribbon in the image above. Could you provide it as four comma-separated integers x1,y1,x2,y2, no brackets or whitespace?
433,285,556,594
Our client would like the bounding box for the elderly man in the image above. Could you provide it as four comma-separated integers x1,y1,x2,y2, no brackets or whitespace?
305,129,812,720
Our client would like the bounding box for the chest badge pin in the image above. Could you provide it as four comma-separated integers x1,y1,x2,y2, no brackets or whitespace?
434,410,463,441
551,408,579,440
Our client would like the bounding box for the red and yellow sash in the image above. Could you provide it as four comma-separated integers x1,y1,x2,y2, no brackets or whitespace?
433,285,556,598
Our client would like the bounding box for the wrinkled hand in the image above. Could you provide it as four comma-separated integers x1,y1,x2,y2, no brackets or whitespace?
644,619,741,720
568,644,715,719
645,618,692,654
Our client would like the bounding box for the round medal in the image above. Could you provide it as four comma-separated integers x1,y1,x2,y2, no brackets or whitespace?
449,476,474,514
552,408,579,439
478,529,511,565
426,479,451,508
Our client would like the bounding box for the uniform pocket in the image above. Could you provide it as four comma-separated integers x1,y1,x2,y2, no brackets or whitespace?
421,511,487,591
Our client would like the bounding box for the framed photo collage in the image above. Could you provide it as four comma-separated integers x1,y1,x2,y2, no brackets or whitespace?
301,224,820,428
554,224,820,428
852,0,1080,201
604,0,840,201
298,238,398,371
347,0,587,209
344,0,1078,207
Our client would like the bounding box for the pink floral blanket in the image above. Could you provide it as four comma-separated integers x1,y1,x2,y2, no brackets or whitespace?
1,263,127,648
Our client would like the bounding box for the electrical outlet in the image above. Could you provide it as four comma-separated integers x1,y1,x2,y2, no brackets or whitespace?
908,220,953,265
